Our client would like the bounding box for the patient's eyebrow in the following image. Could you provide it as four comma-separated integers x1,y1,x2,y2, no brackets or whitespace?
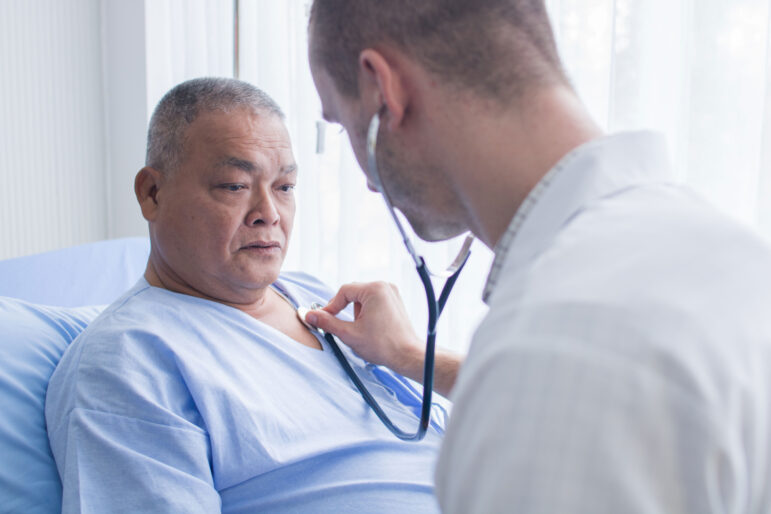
280,164,298,175
218,157,297,175
219,156,257,172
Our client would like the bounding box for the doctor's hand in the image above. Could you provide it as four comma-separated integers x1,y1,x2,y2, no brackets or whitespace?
304,282,461,396
306,281,423,371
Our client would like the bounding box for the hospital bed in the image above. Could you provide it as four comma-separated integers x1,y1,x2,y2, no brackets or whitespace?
0,238,150,513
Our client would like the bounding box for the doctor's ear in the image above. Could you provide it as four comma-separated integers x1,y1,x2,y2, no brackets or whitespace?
134,166,163,221
358,48,408,131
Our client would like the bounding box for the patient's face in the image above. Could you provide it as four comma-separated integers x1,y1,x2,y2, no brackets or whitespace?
151,108,297,304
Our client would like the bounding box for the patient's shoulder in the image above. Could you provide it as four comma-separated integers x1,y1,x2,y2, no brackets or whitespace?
74,281,212,352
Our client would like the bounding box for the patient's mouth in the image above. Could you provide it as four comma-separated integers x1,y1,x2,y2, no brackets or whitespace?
241,241,281,254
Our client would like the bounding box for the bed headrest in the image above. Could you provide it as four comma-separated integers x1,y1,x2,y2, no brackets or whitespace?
0,238,150,307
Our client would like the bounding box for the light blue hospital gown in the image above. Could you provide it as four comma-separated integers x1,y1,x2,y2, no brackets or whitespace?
45,273,448,513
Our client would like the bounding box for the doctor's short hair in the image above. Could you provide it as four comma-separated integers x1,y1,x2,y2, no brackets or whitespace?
146,77,284,174
309,0,567,101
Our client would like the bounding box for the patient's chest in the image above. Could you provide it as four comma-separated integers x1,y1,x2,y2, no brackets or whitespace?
245,288,323,351
171,305,441,495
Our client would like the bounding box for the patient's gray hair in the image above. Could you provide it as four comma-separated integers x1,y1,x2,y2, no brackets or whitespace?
146,77,284,174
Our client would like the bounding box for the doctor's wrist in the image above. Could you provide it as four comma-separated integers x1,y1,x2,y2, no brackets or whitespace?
392,338,428,383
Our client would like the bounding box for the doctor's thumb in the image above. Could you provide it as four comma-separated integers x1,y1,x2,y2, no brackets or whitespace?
306,310,350,337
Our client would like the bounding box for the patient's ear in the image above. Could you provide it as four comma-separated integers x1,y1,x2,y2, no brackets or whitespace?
135,167,163,221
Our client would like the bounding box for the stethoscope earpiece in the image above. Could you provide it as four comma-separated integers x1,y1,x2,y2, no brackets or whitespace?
366,111,475,276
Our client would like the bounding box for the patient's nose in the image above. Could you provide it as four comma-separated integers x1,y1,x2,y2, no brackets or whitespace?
246,189,280,225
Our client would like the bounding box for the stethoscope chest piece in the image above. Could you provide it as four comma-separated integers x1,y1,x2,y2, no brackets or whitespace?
297,303,325,333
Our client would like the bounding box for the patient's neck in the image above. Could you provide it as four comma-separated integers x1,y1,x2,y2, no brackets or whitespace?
143,258,272,318
144,259,322,350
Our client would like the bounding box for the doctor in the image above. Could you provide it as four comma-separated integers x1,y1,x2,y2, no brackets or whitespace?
306,0,771,512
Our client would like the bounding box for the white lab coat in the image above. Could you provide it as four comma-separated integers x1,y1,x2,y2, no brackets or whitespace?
436,132,771,513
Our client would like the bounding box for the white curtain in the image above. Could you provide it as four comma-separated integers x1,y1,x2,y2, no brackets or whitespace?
547,0,771,231
0,0,107,259
236,0,771,353
144,0,235,115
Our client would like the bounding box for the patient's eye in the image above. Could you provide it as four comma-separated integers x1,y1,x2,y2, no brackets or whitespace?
278,184,296,193
220,184,246,192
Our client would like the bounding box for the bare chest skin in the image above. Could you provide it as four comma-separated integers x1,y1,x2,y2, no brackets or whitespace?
253,289,323,351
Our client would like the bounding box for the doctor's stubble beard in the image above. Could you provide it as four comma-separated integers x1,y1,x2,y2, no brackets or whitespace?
375,132,468,243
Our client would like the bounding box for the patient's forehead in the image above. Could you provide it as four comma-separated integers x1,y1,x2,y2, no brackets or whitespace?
180,108,293,168
191,108,289,144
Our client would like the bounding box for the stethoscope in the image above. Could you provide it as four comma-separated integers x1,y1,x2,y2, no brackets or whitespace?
304,110,474,441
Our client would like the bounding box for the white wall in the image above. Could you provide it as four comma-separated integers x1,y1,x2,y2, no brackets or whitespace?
102,0,150,241
0,0,234,259
0,0,108,259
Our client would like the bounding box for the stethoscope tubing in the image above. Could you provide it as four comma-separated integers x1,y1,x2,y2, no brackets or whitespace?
324,254,468,441
320,109,473,441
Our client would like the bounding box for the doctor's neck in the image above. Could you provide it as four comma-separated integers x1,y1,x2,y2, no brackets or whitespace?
436,84,603,249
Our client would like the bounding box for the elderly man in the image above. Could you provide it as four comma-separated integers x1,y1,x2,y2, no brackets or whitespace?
45,78,447,513
305,0,771,513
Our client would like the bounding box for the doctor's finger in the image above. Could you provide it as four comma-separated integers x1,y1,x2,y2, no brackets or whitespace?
304,309,353,338
321,283,372,315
